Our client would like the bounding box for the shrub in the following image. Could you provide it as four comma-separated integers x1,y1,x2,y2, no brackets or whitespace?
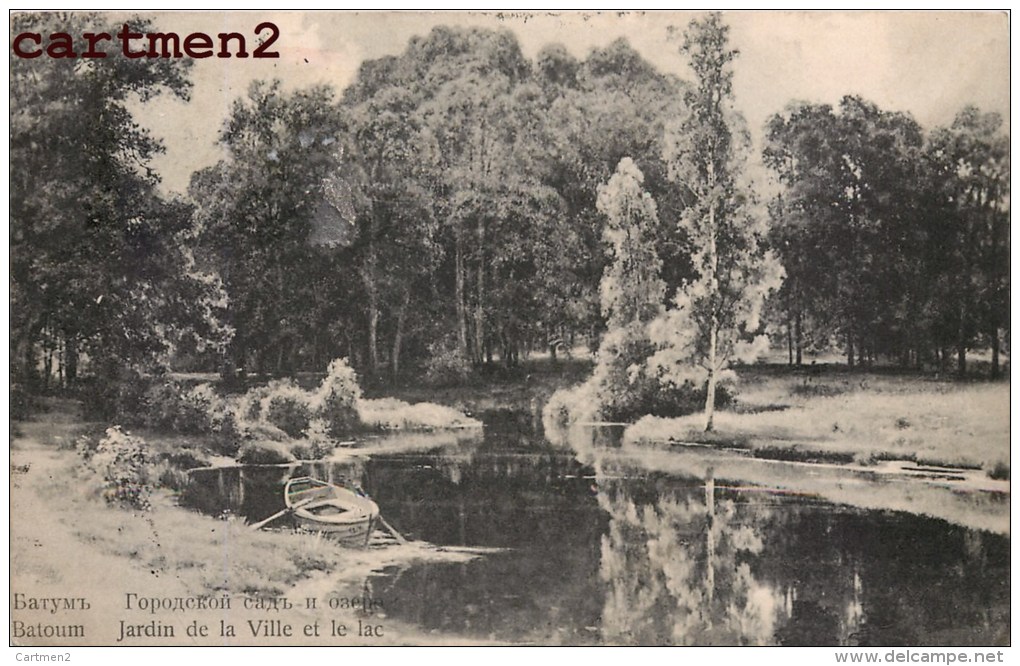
125,379,244,455
543,364,734,431
790,382,847,398
310,358,362,438
136,380,222,434
236,440,296,465
422,340,473,387
179,384,223,433
542,381,600,447
289,419,337,460
206,394,244,456
306,418,339,456
237,385,270,423
77,426,153,511
601,377,733,423
988,461,1010,481
154,463,192,492
262,380,313,438
138,380,187,430
82,374,226,436
543,381,600,431
160,449,210,470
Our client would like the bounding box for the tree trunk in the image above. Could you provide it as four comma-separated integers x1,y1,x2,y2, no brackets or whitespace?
795,309,803,366
956,301,968,378
367,295,379,377
704,191,719,433
275,339,288,376
705,336,718,432
990,328,1000,379
474,218,485,365
846,331,855,370
787,309,793,366
455,228,468,360
57,333,64,388
64,333,78,385
364,213,380,377
392,289,410,382
42,332,53,391
15,336,36,390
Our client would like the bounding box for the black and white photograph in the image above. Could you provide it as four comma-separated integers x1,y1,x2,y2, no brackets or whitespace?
8,9,1010,651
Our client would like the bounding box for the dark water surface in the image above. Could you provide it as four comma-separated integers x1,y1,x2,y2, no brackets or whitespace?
187,411,1009,646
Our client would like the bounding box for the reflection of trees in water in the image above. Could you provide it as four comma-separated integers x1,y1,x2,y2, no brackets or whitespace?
596,469,784,645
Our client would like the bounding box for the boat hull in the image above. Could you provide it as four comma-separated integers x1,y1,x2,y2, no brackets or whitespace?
284,476,380,547
292,512,376,544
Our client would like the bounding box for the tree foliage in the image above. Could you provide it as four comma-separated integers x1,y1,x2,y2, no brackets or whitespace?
10,12,229,391
190,81,345,376
764,98,1008,376
925,107,1010,376
586,158,667,419
14,13,1007,422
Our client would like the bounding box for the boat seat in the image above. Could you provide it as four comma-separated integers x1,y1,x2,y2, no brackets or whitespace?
304,500,351,517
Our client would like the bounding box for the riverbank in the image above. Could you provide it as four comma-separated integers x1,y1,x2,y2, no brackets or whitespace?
10,400,496,645
625,368,1010,478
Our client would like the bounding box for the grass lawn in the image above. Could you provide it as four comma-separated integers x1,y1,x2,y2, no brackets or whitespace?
626,367,1010,477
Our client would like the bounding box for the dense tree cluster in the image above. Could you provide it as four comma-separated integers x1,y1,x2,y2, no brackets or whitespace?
10,13,1008,402
188,26,690,382
11,12,230,393
764,99,1009,376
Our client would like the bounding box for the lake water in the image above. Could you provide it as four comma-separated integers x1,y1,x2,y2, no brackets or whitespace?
186,410,1009,646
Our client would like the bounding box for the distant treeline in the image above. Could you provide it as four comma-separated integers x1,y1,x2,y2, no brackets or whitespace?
764,99,1008,376
10,13,1008,397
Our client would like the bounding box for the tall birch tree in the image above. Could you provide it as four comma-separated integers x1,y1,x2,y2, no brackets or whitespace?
651,13,782,431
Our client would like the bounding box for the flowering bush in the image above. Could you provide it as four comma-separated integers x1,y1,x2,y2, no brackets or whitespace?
310,358,362,438
237,384,270,423
76,426,153,511
262,379,313,438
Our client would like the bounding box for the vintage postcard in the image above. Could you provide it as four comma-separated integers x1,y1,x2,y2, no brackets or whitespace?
9,10,1010,652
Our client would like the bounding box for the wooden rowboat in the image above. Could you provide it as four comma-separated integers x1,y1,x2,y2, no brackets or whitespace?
283,476,379,546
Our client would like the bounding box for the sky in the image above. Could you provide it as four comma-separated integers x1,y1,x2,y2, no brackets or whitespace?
107,10,1009,195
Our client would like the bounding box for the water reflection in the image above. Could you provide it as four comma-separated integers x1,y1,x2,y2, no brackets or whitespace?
596,466,783,645
183,417,1009,646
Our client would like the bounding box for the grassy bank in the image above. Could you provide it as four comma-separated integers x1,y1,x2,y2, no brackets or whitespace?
626,368,1010,477
12,399,487,601
13,400,336,596
365,356,594,417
